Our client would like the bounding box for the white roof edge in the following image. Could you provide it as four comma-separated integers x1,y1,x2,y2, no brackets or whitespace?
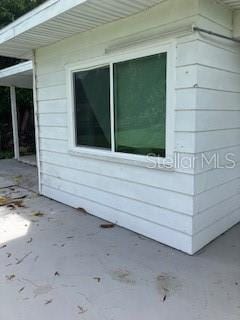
0,0,87,45
0,0,238,45
0,61,33,79
0,0,238,60
0,0,239,46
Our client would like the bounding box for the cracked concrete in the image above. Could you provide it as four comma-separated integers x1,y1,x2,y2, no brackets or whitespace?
0,159,239,320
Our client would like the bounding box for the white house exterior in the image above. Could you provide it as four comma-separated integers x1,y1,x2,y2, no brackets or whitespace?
0,0,239,254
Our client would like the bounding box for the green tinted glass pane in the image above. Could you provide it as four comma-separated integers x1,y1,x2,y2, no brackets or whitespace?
114,53,166,157
74,66,111,149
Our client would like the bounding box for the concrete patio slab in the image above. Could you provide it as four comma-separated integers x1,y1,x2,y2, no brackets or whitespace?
0,160,239,320
19,155,37,167
0,176,15,189
0,159,38,193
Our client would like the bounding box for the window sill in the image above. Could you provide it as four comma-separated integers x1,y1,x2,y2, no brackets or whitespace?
68,147,175,171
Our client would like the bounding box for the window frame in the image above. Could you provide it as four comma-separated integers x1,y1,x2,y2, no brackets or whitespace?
66,40,176,169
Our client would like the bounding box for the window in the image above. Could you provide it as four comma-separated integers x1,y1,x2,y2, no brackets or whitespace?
74,66,111,149
71,50,169,160
114,53,166,157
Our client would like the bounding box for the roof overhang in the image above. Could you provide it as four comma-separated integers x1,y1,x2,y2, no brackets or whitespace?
0,0,239,60
0,61,33,89
0,0,164,59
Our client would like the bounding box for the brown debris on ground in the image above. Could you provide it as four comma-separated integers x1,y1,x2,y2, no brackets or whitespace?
100,223,115,229
6,274,16,281
18,287,25,293
77,207,88,215
77,306,87,314
0,196,26,208
93,277,101,283
32,211,45,217
16,252,32,265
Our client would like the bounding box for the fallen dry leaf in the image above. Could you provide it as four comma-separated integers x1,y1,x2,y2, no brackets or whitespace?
6,204,16,210
77,306,87,314
18,287,25,293
77,208,88,215
0,198,25,208
100,223,115,229
16,252,32,265
32,211,45,217
12,200,26,208
0,196,9,206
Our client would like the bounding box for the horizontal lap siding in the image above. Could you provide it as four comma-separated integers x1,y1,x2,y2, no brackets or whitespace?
176,111,240,132
40,162,193,213
38,100,67,114
192,208,240,253
195,165,240,193
176,88,240,110
39,113,67,127
39,126,67,140
193,194,240,234
191,38,240,251
41,184,192,253
38,85,66,101
195,178,240,213
40,166,193,234
35,0,239,254
35,4,199,253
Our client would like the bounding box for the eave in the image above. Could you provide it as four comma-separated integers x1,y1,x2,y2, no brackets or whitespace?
0,61,33,89
0,0,164,59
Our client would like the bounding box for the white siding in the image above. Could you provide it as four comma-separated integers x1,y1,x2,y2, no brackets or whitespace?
35,0,240,254
36,0,200,254
192,5,240,252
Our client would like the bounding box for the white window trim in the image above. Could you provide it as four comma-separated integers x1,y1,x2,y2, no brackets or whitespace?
66,40,176,170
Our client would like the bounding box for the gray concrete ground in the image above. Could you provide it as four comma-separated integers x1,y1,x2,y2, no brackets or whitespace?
0,159,239,320
19,154,37,167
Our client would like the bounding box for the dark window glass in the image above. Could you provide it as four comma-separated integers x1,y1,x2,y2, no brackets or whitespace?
74,66,111,149
114,53,167,157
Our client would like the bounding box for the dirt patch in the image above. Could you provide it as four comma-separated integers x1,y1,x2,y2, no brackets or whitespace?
33,284,53,297
111,269,136,285
32,211,45,217
157,273,182,301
